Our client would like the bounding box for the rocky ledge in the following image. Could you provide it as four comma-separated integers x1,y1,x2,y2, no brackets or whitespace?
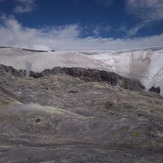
0,64,163,163
0,64,145,91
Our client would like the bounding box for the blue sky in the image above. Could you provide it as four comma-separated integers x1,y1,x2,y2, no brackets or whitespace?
0,0,163,50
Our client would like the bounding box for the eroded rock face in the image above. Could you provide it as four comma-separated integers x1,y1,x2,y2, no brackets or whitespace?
37,67,145,91
149,86,161,94
0,64,145,91
0,64,163,162
0,64,24,77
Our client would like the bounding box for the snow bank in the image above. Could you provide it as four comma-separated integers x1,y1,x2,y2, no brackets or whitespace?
88,48,163,96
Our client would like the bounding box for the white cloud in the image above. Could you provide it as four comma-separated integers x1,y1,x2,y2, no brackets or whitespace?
125,0,163,36
93,25,112,36
14,0,36,13
119,23,145,36
0,15,163,51
127,23,145,36
126,0,163,22
92,26,101,36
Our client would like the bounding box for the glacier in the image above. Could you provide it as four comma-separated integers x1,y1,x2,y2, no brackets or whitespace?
0,47,163,96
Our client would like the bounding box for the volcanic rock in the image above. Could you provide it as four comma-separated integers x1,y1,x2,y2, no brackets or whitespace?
149,86,161,94
0,64,163,163
0,64,145,91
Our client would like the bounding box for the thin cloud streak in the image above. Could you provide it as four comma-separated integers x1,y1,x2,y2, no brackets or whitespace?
14,0,36,13
0,16,163,51
126,0,163,22
119,23,145,36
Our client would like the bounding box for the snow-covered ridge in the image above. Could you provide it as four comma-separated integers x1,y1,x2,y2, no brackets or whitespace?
0,47,163,96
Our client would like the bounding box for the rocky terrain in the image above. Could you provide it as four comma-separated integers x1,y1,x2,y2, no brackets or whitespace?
1,47,163,96
0,64,163,162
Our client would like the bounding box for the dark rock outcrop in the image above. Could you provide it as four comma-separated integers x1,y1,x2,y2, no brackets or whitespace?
0,64,24,77
149,86,161,94
0,64,145,91
22,48,48,52
61,67,145,91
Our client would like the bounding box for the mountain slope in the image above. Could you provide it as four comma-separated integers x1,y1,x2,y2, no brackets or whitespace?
87,48,163,96
0,47,163,96
0,65,163,162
